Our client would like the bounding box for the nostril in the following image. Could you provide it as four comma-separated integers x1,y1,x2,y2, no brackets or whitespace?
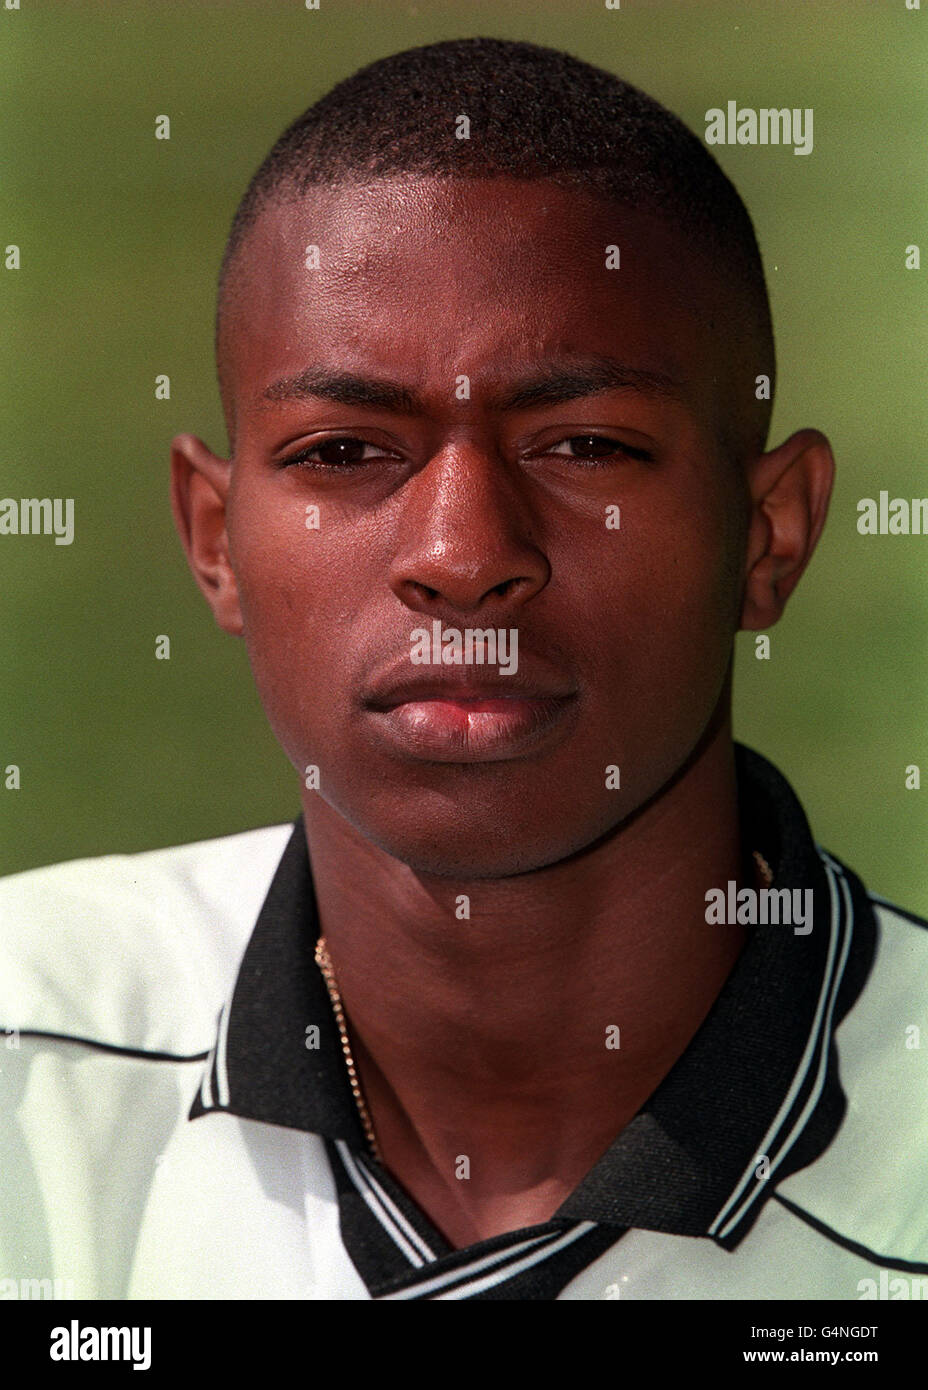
492,577,529,601
410,581,440,603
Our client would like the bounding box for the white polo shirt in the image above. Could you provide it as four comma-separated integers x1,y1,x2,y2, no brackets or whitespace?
1,744,926,1300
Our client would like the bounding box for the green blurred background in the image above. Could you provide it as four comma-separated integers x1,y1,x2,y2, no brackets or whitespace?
1,0,925,912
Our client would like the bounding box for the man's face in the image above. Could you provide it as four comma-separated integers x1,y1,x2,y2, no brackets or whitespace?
218,177,752,877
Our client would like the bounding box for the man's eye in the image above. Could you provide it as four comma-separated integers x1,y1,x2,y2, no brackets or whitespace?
282,437,389,468
546,435,652,463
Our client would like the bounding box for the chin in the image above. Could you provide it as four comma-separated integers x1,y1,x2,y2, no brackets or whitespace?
343,796,629,881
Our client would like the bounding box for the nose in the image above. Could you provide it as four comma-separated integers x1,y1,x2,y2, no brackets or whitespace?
388,444,550,615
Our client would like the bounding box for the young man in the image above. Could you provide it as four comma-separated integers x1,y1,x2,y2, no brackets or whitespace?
2,39,925,1302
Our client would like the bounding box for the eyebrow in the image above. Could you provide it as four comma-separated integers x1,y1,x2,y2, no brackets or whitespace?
259,356,684,415
261,368,419,413
494,358,685,412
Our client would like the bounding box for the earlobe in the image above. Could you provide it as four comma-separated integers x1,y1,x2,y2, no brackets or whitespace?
170,432,244,636
739,428,835,632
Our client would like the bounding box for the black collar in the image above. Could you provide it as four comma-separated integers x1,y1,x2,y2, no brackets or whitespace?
191,743,875,1252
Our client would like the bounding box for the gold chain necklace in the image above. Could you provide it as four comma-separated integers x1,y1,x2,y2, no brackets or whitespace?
754,849,774,889
314,936,382,1162
314,849,773,1164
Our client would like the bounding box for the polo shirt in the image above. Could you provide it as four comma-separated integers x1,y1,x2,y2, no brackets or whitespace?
1,743,926,1300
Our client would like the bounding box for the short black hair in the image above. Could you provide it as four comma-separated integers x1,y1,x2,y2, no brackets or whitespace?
217,37,774,452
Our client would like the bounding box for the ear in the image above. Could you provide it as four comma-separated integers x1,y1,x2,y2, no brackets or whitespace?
740,428,835,632
170,432,243,636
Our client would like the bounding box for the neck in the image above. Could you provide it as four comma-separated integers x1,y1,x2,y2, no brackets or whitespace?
302,719,747,1246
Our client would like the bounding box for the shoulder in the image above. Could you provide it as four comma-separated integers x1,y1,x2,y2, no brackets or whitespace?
840,888,928,1112
848,886,928,1047
777,875,928,1267
0,823,293,1057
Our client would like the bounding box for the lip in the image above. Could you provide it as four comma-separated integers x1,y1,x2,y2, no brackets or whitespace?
363,659,577,710
360,662,578,763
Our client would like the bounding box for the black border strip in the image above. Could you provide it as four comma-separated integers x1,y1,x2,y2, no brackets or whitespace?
8,1028,210,1064
868,896,928,931
774,1193,928,1275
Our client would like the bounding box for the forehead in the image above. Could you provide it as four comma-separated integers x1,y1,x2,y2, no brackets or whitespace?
221,176,734,428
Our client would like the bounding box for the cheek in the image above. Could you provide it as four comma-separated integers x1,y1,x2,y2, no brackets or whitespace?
587,494,741,719
228,512,362,762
